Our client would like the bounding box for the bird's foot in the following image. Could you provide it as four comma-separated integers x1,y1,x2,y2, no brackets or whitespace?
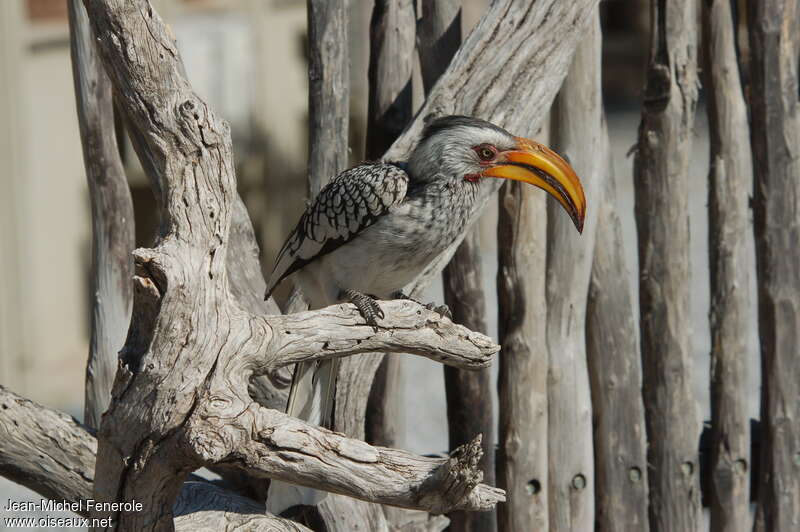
391,291,452,320
341,289,384,329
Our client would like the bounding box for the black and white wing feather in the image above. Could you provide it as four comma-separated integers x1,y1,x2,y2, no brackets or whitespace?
266,163,409,297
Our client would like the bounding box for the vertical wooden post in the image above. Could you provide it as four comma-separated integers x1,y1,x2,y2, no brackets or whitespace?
546,12,603,532
587,141,650,531
68,0,135,430
363,0,416,449
747,1,800,530
702,1,754,530
634,0,702,530
496,139,549,531
307,0,350,196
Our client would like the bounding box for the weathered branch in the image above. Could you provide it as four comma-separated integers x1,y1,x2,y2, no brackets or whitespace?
67,0,134,430
633,0,702,529
546,12,604,530
747,1,800,530
702,1,755,530
0,386,306,531
0,385,96,509
214,407,504,514
263,300,499,369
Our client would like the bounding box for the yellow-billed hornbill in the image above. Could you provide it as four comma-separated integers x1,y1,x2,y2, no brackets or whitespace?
265,115,585,512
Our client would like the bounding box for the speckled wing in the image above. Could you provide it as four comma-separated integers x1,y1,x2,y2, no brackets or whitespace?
265,163,409,297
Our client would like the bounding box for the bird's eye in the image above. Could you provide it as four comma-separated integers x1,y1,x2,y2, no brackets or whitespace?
474,144,497,161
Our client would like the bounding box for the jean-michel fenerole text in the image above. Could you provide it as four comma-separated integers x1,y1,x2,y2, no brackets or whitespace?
4,498,143,513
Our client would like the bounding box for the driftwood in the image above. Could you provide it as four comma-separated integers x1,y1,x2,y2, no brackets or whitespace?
747,2,800,531
702,2,755,531
633,0,702,530
67,0,134,430
496,132,549,530
0,386,309,531
587,137,650,530
546,12,604,531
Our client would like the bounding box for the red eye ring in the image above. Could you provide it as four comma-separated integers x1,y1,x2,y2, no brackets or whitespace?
474,144,497,162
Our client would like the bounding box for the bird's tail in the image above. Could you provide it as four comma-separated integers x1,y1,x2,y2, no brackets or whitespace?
266,357,339,515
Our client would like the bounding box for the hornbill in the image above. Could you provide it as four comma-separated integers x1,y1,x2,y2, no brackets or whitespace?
265,115,585,513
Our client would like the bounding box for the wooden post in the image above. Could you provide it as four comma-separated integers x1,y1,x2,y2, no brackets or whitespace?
702,1,754,530
747,1,800,530
67,0,135,430
587,135,650,531
363,0,415,450
546,12,604,531
634,0,702,529
307,0,349,196
496,126,549,532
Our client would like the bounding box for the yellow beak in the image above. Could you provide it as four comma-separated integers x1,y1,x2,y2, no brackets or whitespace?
481,137,586,233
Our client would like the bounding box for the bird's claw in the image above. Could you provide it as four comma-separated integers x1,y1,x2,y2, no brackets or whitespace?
426,302,452,320
392,291,451,320
342,289,384,330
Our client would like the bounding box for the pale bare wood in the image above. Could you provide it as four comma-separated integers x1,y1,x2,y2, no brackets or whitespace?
0,386,307,531
67,0,134,430
587,134,650,531
496,140,549,532
546,13,604,531
702,1,754,530
748,1,800,530
634,0,702,529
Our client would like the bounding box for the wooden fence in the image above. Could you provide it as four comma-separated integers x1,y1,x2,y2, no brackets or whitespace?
0,1,797,531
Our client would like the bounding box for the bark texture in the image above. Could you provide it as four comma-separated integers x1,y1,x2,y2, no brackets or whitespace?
633,1,702,530
702,1,755,530
748,1,800,530
68,0,134,430
546,13,604,531
587,138,649,531
0,386,307,531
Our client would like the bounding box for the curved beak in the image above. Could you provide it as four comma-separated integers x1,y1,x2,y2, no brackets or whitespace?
482,137,586,233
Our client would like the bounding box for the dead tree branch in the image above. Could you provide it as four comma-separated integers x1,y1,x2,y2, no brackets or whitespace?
702,1,755,530
67,0,134,430
0,386,307,531
633,0,702,529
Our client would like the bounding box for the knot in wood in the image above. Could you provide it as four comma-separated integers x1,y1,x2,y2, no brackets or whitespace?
643,63,671,113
